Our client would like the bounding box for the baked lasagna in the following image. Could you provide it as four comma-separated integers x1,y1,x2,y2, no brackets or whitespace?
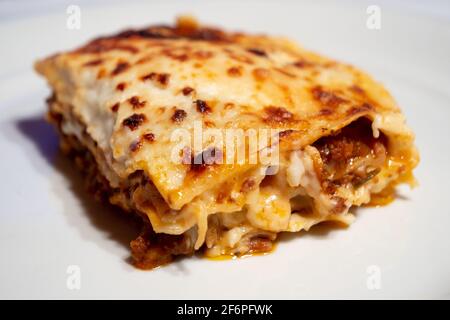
35,16,419,269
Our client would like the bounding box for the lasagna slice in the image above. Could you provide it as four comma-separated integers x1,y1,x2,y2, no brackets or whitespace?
35,16,419,269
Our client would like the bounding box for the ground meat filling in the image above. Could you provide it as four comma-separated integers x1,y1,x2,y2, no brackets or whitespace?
313,118,387,191
130,226,195,269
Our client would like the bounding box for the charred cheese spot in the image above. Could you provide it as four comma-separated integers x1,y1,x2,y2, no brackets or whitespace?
263,106,293,124
156,73,170,86
111,102,120,112
115,22,228,42
117,27,177,40
77,39,139,54
111,61,130,76
311,86,348,108
227,66,242,77
129,96,146,109
114,16,229,42
182,86,195,96
247,48,267,57
195,99,211,114
123,113,146,130
116,82,127,91
141,73,155,81
141,72,170,87
171,108,187,123
142,132,156,142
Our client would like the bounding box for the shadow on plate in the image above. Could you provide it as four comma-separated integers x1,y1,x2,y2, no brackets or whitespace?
15,114,59,164
16,114,139,265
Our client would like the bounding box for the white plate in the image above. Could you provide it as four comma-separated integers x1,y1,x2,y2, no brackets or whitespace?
0,0,449,299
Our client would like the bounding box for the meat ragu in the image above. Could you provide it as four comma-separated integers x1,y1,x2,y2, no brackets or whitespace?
313,118,388,189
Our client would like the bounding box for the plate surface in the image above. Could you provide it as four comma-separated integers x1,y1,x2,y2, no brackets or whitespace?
0,0,449,299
